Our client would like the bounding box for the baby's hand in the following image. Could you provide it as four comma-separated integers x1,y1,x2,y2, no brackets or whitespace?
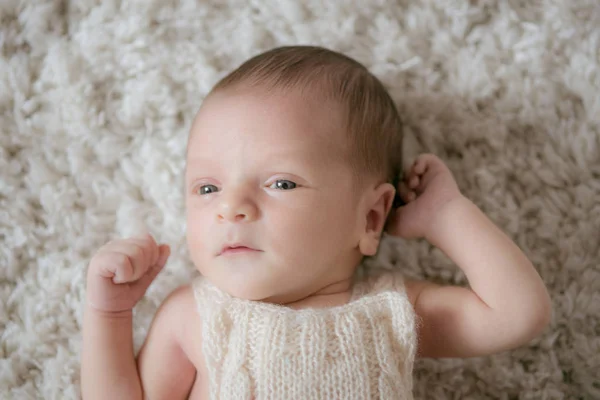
387,154,463,240
86,234,170,313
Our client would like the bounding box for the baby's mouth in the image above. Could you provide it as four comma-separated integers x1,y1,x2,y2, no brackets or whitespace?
219,244,261,256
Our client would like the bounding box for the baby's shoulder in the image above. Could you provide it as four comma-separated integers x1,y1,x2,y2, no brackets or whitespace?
149,283,200,348
357,268,408,291
358,268,429,308
156,283,205,364
159,283,197,315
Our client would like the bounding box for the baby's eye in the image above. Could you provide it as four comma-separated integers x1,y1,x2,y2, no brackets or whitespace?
269,180,297,190
197,184,219,195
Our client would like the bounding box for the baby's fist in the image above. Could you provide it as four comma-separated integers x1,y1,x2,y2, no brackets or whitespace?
86,234,170,313
387,154,463,240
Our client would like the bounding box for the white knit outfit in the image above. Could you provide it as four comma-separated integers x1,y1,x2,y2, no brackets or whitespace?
192,270,417,399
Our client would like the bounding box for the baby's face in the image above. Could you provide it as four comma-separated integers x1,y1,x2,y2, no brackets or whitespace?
185,89,366,302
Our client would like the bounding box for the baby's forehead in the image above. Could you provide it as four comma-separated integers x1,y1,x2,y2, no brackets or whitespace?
200,85,341,117
186,133,344,165
189,89,349,149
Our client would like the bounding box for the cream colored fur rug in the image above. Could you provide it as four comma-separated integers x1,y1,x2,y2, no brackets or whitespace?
1,1,598,398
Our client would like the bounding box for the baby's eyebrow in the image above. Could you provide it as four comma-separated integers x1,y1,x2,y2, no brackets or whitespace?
262,153,312,163
186,157,213,167
188,151,318,165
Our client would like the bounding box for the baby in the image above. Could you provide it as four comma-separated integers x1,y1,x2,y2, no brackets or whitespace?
81,46,551,399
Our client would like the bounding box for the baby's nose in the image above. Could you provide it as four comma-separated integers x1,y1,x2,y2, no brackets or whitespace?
217,198,258,223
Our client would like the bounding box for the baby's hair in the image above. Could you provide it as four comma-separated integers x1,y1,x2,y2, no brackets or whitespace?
208,45,403,193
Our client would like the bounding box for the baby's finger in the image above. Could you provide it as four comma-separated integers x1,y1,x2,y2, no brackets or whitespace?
91,251,137,284
397,182,416,203
92,251,133,280
127,245,170,296
408,175,420,189
397,182,411,201
111,253,135,283
127,234,159,269
156,244,171,269
403,165,417,184
413,156,429,175
101,237,148,264
130,258,166,296
106,243,152,283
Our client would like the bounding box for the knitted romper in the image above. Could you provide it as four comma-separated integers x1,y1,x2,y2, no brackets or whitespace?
192,270,417,399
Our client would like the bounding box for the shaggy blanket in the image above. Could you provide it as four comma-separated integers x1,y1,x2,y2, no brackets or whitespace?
1,0,598,398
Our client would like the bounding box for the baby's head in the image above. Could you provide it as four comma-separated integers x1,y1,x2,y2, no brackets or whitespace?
185,46,403,303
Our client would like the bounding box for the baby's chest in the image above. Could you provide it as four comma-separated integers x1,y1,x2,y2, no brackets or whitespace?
194,312,414,399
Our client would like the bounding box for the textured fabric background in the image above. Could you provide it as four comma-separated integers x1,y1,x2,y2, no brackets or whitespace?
1,1,598,398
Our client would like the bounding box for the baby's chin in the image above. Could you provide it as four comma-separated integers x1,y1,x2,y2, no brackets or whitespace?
204,272,283,302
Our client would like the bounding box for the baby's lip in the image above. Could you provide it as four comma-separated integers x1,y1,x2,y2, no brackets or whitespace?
218,243,261,256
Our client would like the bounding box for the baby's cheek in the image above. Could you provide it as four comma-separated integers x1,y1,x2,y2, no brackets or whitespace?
186,217,210,257
283,211,333,255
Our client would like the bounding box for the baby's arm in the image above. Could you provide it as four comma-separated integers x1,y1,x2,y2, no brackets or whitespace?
81,235,195,399
81,306,142,398
407,197,551,357
389,155,551,358
136,285,197,398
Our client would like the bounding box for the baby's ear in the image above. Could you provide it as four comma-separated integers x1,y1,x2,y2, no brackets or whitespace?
358,182,396,256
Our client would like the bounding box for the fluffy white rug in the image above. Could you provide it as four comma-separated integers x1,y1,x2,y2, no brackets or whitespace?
1,0,599,398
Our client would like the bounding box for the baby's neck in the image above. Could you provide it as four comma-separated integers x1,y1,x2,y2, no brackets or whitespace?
271,278,355,310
